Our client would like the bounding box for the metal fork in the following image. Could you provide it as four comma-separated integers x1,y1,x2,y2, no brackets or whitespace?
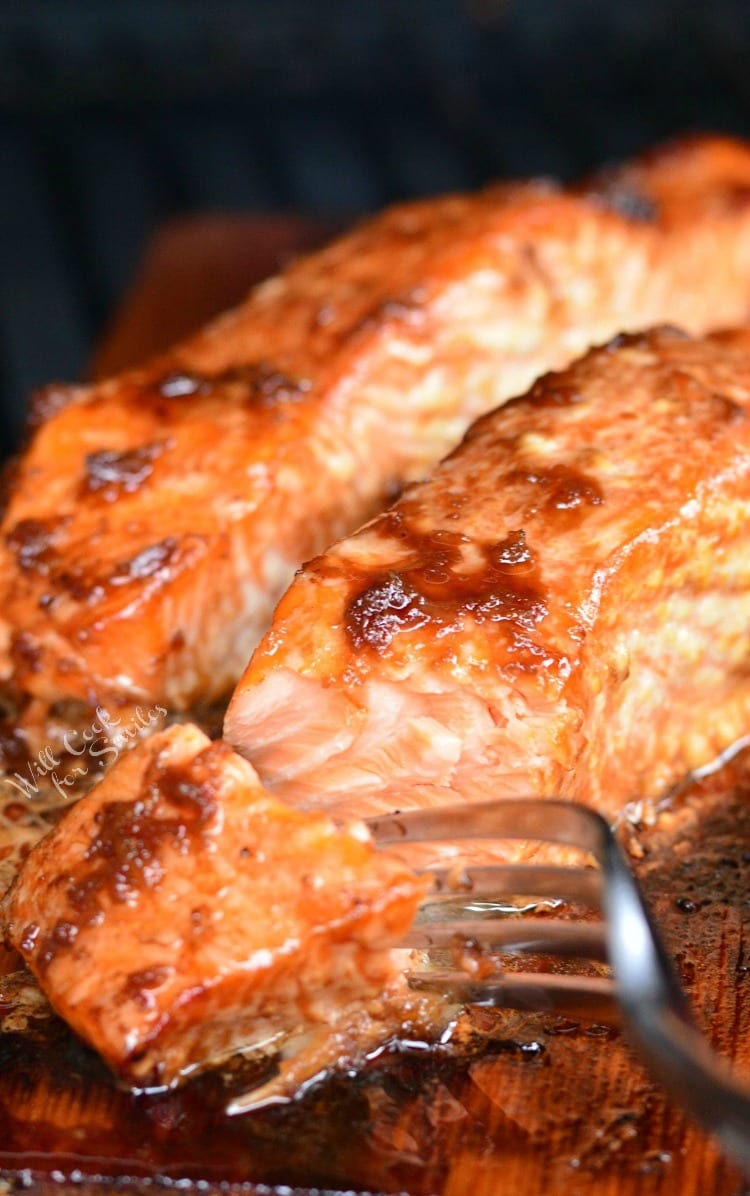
368,798,750,1175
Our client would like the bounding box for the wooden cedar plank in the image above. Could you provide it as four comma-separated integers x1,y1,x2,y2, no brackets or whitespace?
0,758,748,1195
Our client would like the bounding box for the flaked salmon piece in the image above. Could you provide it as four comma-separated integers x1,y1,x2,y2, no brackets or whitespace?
6,137,750,722
226,327,750,821
1,725,426,1088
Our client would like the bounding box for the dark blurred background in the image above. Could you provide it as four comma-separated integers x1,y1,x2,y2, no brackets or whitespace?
0,0,749,453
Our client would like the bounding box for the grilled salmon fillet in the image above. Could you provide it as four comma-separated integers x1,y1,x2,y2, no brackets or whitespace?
1,725,425,1088
226,326,750,820
5,136,750,724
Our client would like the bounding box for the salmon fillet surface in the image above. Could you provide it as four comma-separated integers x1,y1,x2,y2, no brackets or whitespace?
226,327,750,819
1,725,425,1087
5,136,750,722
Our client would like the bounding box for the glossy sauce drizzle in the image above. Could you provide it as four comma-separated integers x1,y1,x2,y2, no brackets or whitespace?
21,745,226,977
344,458,604,654
344,515,548,652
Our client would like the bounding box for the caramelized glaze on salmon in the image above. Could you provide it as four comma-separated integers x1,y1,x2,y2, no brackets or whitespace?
5,137,750,723
226,327,750,820
1,725,425,1087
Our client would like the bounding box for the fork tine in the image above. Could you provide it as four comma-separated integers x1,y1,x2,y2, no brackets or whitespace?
401,916,608,960
423,863,603,907
368,798,610,853
369,798,750,1173
408,970,619,1025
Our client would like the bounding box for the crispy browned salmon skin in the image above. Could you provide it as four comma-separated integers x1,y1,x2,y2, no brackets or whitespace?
226,327,750,820
5,137,750,722
1,725,425,1087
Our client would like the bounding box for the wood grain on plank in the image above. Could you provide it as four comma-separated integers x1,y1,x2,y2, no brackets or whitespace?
1,759,748,1195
